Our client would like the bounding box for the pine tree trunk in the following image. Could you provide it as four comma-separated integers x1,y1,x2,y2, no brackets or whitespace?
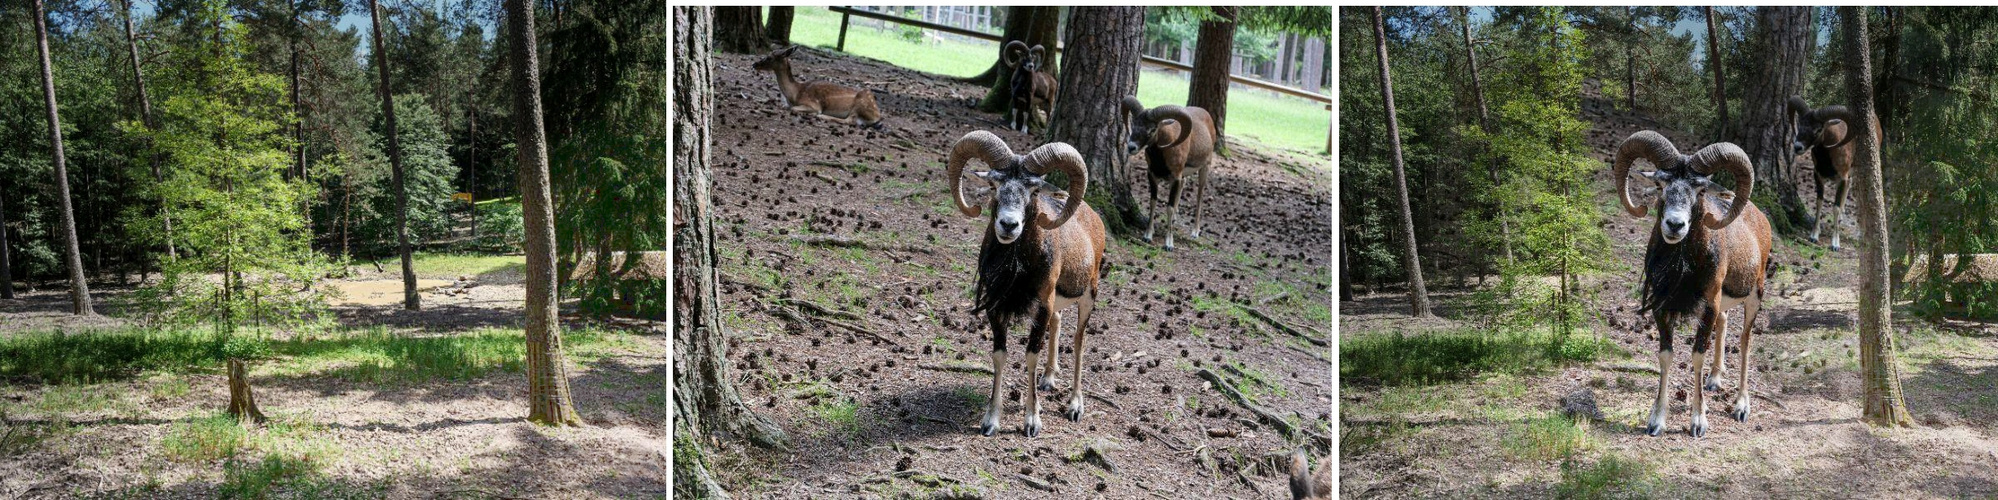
1373,7,1431,317
1,192,12,299
1705,7,1729,139
226,358,267,424
371,0,420,311
1626,7,1638,110
1459,7,1510,266
1189,6,1236,150
765,6,793,46
1841,6,1912,427
33,0,93,316
1734,7,1814,234
978,7,1059,113
121,0,174,261
468,93,479,246
508,0,580,427
715,7,766,53
673,9,790,497
1049,7,1148,236
1300,37,1325,93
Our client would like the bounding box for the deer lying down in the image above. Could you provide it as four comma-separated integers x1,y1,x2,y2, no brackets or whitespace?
753,45,884,129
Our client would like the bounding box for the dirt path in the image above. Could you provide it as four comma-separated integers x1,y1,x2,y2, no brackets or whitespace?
1341,81,1998,497
705,47,1333,498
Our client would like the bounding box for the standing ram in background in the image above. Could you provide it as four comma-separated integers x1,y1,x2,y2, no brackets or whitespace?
1123,97,1218,251
1788,95,1880,251
1611,131,1772,438
1004,40,1058,134
752,45,885,129
945,130,1106,438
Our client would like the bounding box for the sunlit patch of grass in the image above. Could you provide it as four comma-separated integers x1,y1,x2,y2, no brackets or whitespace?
1501,413,1592,461
162,414,250,463
1341,328,1619,386
1555,453,1660,499
0,328,231,384
267,326,625,384
1228,362,1289,404
811,397,864,440
367,252,524,280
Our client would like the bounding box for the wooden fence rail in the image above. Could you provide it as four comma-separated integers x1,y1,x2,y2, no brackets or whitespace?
827,6,1334,154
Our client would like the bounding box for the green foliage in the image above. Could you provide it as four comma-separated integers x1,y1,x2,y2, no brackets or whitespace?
122,5,331,334
367,94,459,245
473,197,525,251
1501,413,1592,460
0,328,231,383
162,413,250,462
1340,328,1617,386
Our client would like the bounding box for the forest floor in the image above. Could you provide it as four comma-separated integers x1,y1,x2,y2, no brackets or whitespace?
1340,82,1998,498
701,46,1333,498
0,255,668,499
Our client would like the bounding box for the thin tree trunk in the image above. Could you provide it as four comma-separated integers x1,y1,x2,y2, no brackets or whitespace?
1189,6,1236,151
1706,7,1729,139
1049,7,1148,236
715,7,766,53
1300,37,1325,93
291,0,309,236
508,0,580,426
1841,6,1912,427
1734,6,1814,235
468,92,478,246
1373,7,1430,317
33,0,93,316
674,8,789,498
370,0,419,311
1459,7,1510,265
765,6,793,46
1,192,12,299
1626,7,1638,110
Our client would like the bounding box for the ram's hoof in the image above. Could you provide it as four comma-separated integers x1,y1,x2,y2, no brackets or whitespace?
1704,376,1725,393
1645,422,1665,437
980,422,998,437
1037,376,1058,392
1689,416,1709,438
1023,416,1041,438
1064,400,1084,422
1732,401,1752,422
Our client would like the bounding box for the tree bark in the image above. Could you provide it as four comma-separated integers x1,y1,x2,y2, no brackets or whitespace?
1705,7,1729,140
1840,6,1912,427
1300,37,1325,93
1,192,12,299
673,8,790,498
765,6,794,46
468,91,478,246
1459,7,1510,265
1189,6,1237,151
1373,7,1430,317
120,0,175,261
715,7,766,54
508,0,580,427
1049,7,1148,236
978,7,1059,113
1626,7,1638,110
370,0,419,311
1734,7,1814,235
226,358,267,423
33,0,93,316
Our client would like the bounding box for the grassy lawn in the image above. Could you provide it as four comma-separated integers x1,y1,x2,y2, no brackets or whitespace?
363,252,523,280
777,7,1331,155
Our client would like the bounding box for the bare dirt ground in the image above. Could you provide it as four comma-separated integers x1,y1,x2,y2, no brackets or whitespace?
702,46,1333,498
1341,82,1998,497
0,268,668,498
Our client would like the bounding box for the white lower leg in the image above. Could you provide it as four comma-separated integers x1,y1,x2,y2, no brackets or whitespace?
981,350,1007,436
1690,352,1710,437
1023,350,1043,437
1647,349,1672,435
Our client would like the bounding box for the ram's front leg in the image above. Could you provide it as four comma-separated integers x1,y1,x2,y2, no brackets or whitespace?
1021,305,1053,438
1689,306,1722,438
1646,314,1675,437
1064,294,1095,422
980,313,1010,437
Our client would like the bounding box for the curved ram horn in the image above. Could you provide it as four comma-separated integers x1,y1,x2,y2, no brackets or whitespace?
1610,131,1684,218
945,131,1016,218
1151,105,1199,149
1004,40,1028,68
1023,142,1088,229
1689,142,1755,229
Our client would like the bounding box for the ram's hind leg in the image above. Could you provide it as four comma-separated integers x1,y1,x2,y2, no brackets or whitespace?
1689,307,1721,438
1646,315,1675,436
1164,178,1184,251
980,313,1010,436
1705,308,1729,393
1811,176,1826,244
1734,294,1762,422
1065,294,1096,422
1038,310,1063,392
1144,178,1160,243
1832,178,1849,251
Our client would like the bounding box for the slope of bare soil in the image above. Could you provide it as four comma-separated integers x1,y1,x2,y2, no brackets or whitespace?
1341,82,1998,497
0,274,667,498
703,47,1333,498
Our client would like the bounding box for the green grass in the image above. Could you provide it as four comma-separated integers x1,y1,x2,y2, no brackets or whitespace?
1555,454,1660,500
779,7,1331,154
366,252,525,280
1501,414,1592,461
1341,328,1620,387
162,414,251,462
0,325,633,387
810,397,865,440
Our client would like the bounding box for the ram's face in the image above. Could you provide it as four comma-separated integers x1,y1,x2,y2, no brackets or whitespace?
1125,117,1157,155
975,168,1050,244
1020,54,1040,73
1792,118,1821,155
1641,168,1727,244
